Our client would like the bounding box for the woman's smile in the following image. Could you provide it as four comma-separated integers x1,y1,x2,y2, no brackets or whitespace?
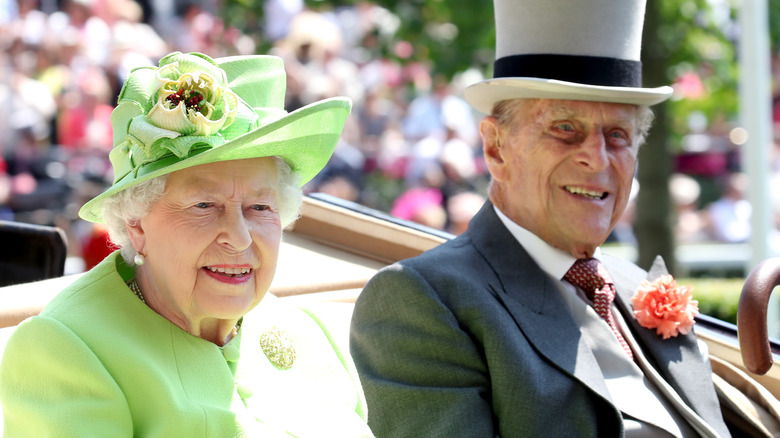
203,264,254,285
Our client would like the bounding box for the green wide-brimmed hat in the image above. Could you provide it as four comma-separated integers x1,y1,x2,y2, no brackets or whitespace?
79,51,352,223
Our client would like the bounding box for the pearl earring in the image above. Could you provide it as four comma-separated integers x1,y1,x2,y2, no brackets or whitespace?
133,252,145,266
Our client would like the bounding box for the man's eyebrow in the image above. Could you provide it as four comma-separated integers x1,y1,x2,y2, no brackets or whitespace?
543,104,637,128
541,103,579,119
610,114,638,130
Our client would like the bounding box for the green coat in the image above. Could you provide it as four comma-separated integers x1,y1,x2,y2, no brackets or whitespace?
1,251,372,437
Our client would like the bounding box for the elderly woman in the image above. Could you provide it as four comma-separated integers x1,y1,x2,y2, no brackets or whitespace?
0,52,373,437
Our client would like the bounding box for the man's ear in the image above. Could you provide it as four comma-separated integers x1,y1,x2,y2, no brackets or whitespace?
481,116,508,182
125,218,147,255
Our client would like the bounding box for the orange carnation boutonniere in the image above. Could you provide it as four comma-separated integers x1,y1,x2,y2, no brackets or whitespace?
631,275,699,339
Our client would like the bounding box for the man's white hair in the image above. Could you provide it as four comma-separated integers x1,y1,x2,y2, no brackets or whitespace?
492,98,655,147
102,157,302,264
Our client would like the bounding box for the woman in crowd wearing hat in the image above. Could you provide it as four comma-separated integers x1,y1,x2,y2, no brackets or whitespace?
0,52,373,437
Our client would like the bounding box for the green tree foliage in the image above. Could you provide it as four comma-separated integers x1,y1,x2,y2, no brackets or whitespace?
771,0,780,50
363,0,495,77
655,0,740,148
220,0,265,39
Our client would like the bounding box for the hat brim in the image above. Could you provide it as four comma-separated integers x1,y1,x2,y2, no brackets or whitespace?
464,77,673,114
79,97,351,223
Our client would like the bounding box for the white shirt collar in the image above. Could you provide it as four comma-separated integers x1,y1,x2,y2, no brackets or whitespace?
492,205,603,280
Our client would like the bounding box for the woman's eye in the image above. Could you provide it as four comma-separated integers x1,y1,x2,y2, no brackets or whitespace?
251,204,270,211
194,202,212,209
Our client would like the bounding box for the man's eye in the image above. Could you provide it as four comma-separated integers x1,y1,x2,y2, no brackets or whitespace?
609,131,625,139
608,130,631,144
251,204,270,211
556,123,575,132
194,202,212,209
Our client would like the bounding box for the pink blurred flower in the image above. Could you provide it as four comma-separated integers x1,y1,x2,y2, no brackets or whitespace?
394,41,413,59
673,72,705,100
631,275,699,339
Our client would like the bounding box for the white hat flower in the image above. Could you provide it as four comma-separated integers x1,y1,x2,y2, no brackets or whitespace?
110,52,243,175
147,65,238,136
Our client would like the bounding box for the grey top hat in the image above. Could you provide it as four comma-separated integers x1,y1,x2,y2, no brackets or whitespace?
464,0,673,114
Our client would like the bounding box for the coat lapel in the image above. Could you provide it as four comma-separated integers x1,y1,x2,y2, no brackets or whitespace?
604,254,727,434
465,203,615,406
463,204,726,435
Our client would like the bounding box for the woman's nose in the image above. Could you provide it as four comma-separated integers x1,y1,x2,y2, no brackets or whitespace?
216,208,252,251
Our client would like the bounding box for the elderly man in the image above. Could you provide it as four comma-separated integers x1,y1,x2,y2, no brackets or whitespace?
350,0,731,436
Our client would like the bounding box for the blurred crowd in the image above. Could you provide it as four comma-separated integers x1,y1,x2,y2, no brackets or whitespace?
0,0,779,274
662,102,780,253
0,0,490,273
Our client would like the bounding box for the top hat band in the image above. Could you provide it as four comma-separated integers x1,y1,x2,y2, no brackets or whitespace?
493,54,642,88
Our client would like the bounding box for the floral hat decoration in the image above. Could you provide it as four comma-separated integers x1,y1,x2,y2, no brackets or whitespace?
79,51,352,223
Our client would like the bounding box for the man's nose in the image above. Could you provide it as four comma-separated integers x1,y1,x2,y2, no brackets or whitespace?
576,132,609,171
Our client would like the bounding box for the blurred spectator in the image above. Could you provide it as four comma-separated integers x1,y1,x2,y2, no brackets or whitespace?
0,56,57,157
56,65,113,151
401,74,477,145
390,186,446,230
264,0,303,42
669,173,709,244
0,154,12,220
315,174,361,203
62,0,112,67
439,126,481,200
81,221,112,270
706,172,751,243
446,191,484,235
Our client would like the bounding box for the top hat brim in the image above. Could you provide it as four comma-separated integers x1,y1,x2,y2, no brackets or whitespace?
79,97,351,223
464,77,673,114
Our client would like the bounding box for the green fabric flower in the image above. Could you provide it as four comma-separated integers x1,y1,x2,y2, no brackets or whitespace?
109,52,245,182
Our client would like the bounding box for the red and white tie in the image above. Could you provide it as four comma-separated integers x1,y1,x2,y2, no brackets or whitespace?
564,258,633,359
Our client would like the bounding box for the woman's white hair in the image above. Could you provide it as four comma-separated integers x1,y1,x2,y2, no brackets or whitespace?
102,157,302,264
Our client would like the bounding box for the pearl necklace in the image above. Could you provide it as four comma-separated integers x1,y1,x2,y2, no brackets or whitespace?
128,279,146,304
127,278,241,345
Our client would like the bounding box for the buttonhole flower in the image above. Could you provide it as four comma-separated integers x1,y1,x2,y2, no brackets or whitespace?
631,275,699,339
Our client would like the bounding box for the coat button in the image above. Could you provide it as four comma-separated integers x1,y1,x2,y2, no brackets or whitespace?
222,344,240,362
236,383,253,399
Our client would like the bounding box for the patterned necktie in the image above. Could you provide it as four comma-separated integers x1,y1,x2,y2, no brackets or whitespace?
564,258,633,359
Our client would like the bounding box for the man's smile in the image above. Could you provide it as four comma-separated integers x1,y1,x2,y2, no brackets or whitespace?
564,186,608,200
